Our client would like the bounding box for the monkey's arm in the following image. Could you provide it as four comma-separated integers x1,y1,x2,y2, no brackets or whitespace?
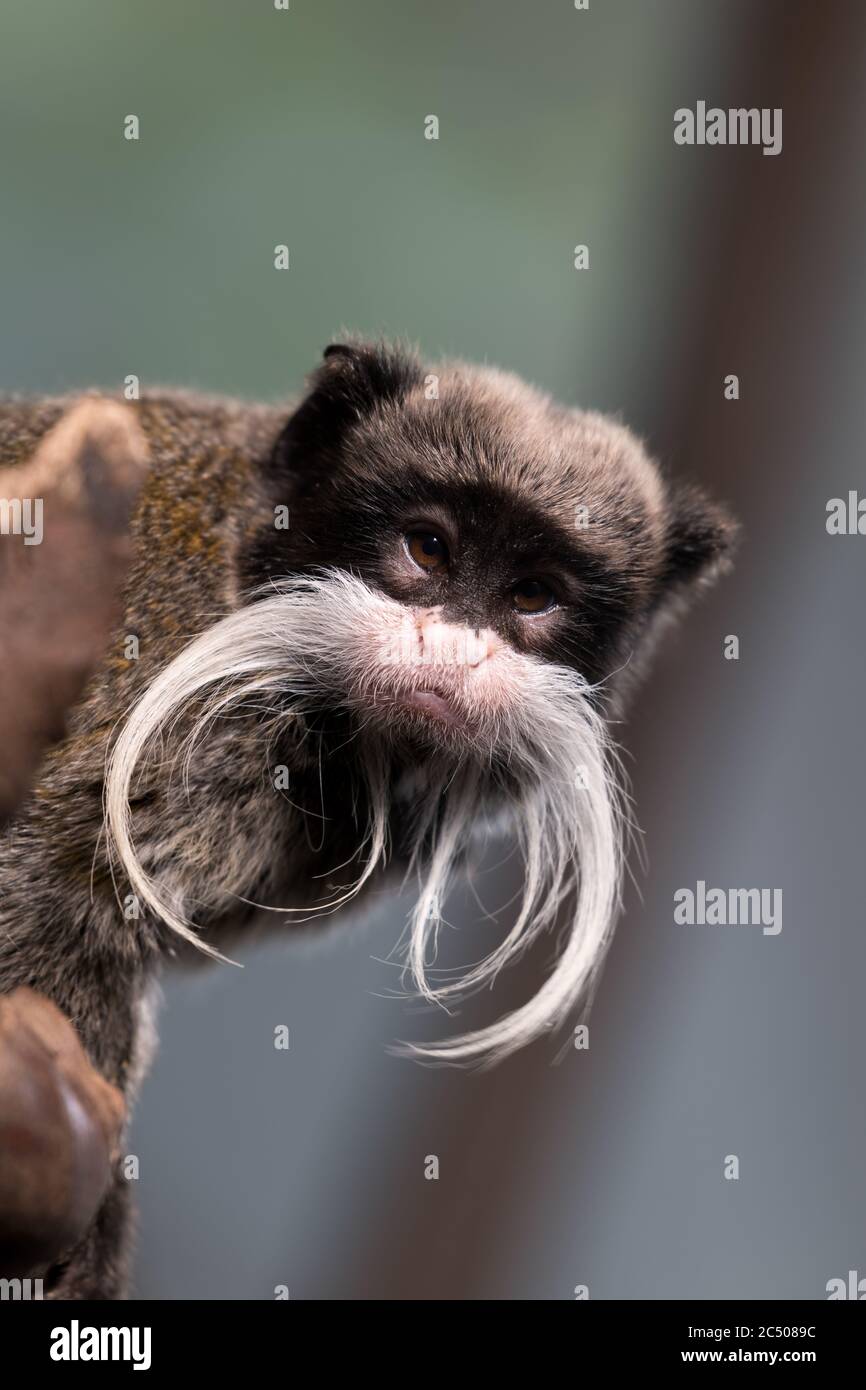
0,387,394,1293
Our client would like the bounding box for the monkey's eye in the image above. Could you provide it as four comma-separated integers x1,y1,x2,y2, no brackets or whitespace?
405,531,449,573
511,578,556,614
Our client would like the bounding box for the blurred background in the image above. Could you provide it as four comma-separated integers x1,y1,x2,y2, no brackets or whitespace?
2,0,865,1298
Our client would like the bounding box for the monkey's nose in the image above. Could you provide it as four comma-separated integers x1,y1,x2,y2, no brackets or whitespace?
414,612,500,668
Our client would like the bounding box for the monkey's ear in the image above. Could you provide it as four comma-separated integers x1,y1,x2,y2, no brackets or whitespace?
659,482,739,593
272,339,422,473
321,342,358,362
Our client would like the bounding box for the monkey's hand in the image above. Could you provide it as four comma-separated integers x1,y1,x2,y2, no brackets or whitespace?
0,987,125,1280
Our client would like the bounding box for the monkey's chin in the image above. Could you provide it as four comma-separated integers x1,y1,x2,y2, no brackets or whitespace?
398,688,465,729
363,687,477,753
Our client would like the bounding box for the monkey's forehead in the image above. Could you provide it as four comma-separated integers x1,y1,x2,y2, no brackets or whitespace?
360,363,667,537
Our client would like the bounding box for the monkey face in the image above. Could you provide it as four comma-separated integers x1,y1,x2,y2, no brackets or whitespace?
242,340,736,758
109,342,737,1062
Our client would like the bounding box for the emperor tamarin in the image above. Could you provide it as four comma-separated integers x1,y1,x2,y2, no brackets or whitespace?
0,339,736,1296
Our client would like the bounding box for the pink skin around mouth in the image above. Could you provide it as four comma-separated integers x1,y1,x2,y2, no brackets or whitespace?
399,688,466,728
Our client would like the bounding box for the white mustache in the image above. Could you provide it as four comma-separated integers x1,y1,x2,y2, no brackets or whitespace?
105,570,628,1064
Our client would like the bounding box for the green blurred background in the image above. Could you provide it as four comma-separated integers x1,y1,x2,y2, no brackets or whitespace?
2,0,732,414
